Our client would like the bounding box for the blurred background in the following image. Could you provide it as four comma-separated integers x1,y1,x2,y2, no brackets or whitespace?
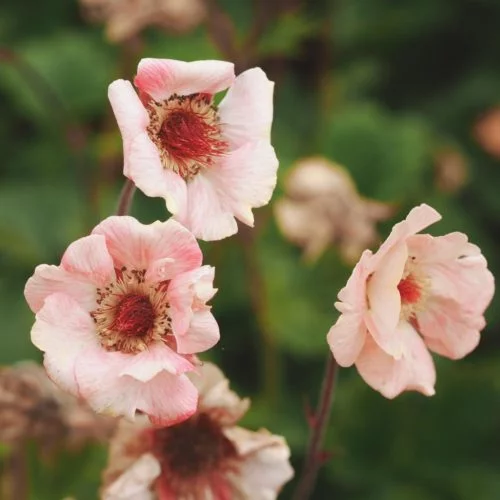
1,0,500,498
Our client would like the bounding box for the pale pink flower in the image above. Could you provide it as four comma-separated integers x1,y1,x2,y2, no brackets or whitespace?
109,58,278,241
24,216,219,425
102,363,294,499
327,204,495,398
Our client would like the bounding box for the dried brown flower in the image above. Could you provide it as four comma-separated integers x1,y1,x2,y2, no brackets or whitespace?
274,157,394,263
0,362,116,452
80,0,206,43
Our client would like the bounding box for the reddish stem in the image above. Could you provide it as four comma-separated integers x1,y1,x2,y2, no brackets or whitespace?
116,178,136,216
292,354,339,500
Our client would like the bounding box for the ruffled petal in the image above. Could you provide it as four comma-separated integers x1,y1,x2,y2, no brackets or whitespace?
174,173,238,241
61,234,115,286
355,321,436,399
204,141,279,227
134,59,235,101
93,216,201,274
24,264,97,313
219,67,274,149
167,266,216,338
31,293,98,395
176,309,220,354
127,131,188,214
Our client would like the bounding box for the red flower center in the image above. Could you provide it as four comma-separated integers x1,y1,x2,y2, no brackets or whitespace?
111,294,155,337
397,274,421,305
152,413,237,496
159,109,226,167
146,93,228,180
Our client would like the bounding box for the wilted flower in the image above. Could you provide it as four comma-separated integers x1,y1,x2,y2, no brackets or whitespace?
327,204,494,398
0,361,114,451
274,157,393,262
25,216,219,425
81,0,206,43
102,363,294,499
109,58,278,241
473,107,500,159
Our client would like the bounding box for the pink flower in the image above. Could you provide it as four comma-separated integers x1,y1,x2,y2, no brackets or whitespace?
327,204,495,398
102,363,294,499
109,58,278,241
24,216,219,425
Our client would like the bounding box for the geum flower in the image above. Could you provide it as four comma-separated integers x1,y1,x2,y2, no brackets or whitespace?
24,216,219,425
327,204,494,398
102,362,294,500
109,58,278,241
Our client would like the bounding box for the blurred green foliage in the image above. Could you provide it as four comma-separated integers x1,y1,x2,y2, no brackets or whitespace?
1,0,500,498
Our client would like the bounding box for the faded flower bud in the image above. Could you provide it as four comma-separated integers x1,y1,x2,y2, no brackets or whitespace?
275,157,394,263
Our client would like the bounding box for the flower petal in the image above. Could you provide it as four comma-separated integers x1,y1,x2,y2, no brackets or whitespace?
24,264,97,313
31,293,98,395
408,232,495,315
127,131,188,214
93,216,201,273
327,312,367,367
417,297,484,359
176,309,220,354
356,321,436,399
219,67,274,149
365,242,408,358
134,59,235,101
371,204,441,269
224,427,294,500
167,266,217,338
139,372,198,426
103,454,160,500
75,349,197,424
61,234,115,287
108,80,149,152
189,362,250,425
174,173,238,241
119,342,194,381
204,141,279,227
